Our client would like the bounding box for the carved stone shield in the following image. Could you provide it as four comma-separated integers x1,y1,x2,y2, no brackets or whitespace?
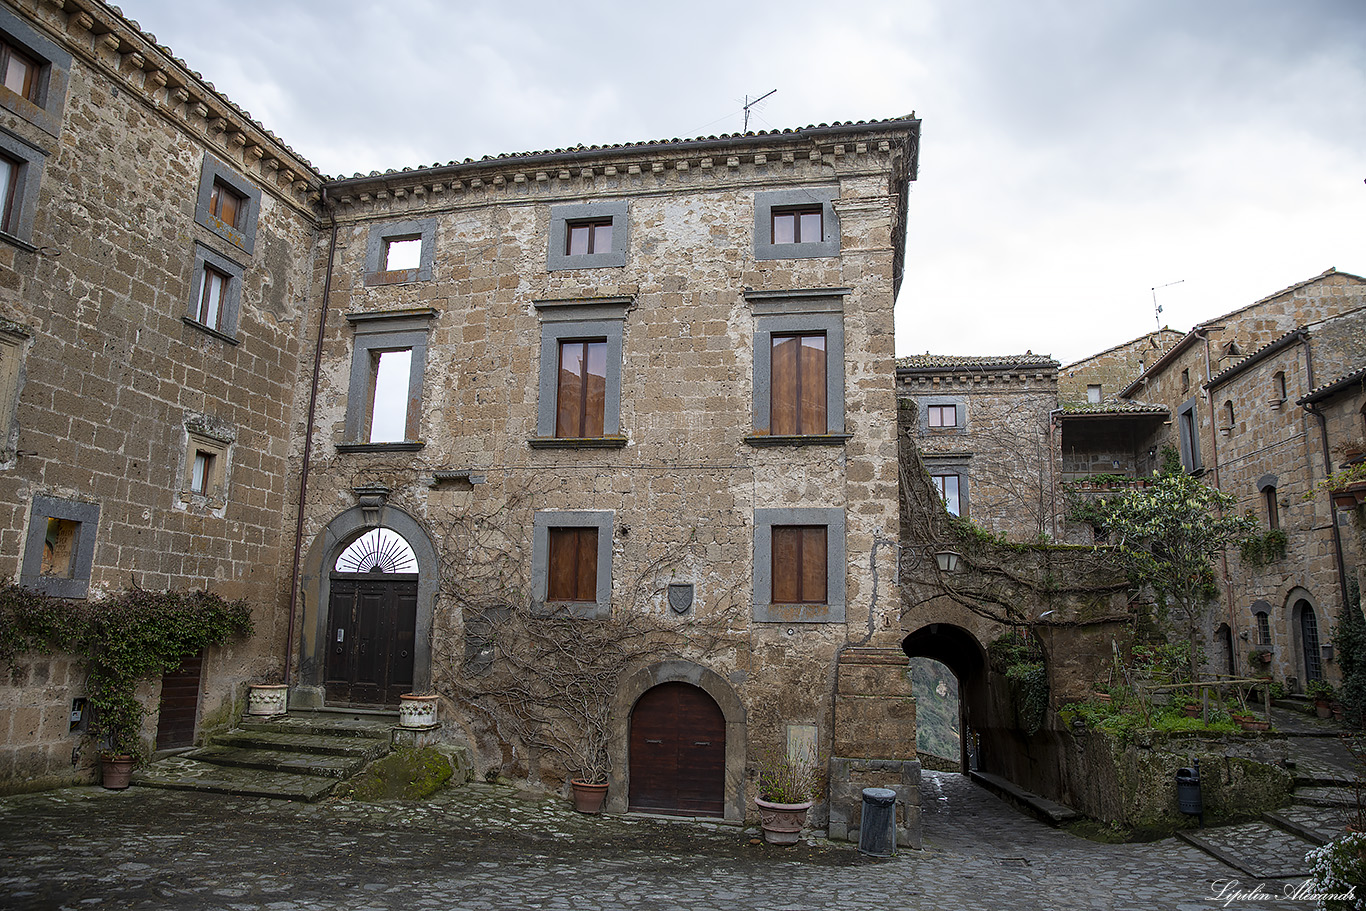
667,583,694,615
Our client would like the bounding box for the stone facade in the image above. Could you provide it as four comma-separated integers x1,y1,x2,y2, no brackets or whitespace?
0,0,320,790
1058,329,1182,406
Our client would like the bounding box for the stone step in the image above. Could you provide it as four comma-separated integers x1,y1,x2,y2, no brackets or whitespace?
185,745,371,778
1178,821,1316,879
1264,806,1354,847
1293,771,1359,789
1293,785,1362,808
132,755,339,802
238,711,396,740
968,770,1080,826
210,729,391,759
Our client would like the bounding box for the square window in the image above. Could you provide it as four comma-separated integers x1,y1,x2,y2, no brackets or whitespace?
184,244,244,341
770,333,826,435
340,309,435,450
21,495,99,598
566,219,612,256
754,188,840,260
178,421,234,507
0,8,71,138
753,508,845,623
365,219,436,285
928,404,957,428
547,526,599,602
532,510,613,618
931,473,961,516
367,348,413,444
556,339,607,438
547,202,628,270
770,525,827,604
532,297,628,446
772,207,822,245
194,156,261,254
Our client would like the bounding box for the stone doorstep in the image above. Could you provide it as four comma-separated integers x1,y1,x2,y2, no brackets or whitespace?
185,745,371,779
239,711,397,740
212,729,393,758
132,756,339,802
1177,822,1315,879
967,770,1079,826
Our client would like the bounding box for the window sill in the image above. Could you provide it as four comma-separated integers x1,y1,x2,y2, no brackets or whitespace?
182,316,241,345
528,436,628,449
364,268,424,287
336,441,425,453
743,433,852,448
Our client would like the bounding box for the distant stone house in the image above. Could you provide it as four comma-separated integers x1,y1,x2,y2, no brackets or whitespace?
0,0,926,821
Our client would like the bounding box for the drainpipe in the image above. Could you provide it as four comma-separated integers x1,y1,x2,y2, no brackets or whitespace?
1048,408,1064,541
1299,337,1351,622
284,191,339,686
1198,330,1240,653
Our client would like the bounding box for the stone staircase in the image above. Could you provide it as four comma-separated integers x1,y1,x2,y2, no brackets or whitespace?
133,709,396,802
1178,705,1361,879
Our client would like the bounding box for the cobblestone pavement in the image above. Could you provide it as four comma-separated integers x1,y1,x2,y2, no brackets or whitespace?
0,771,1329,911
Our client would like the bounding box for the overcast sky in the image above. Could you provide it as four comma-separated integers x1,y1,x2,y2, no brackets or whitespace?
116,0,1364,365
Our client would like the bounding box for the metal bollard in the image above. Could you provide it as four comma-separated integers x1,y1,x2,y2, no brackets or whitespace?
858,787,898,857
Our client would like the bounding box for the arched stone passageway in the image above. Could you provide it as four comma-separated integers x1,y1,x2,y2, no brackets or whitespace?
902,624,988,772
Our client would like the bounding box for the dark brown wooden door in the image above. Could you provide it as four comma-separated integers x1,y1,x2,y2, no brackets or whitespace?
155,650,203,750
629,682,725,816
326,576,417,706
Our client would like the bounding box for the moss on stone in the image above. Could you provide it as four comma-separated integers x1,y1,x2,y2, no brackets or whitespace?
334,747,455,802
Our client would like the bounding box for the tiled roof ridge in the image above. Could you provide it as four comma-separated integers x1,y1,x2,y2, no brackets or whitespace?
896,353,1059,371
1298,364,1366,405
1061,328,1184,371
1061,401,1169,415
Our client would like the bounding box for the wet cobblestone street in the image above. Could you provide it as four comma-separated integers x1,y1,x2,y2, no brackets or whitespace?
0,772,1322,910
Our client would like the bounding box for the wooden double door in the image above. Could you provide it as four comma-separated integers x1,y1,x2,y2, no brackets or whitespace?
325,576,417,706
628,682,725,817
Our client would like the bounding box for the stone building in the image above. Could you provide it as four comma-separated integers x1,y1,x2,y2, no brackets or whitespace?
0,0,321,790
1058,328,1182,406
0,0,925,825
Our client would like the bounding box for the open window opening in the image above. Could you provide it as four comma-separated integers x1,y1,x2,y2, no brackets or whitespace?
383,235,422,272
367,348,413,444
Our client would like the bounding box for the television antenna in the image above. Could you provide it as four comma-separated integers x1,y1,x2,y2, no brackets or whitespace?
1151,279,1183,330
743,89,776,132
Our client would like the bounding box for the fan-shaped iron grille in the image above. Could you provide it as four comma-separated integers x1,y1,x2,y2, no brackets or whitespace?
335,528,417,574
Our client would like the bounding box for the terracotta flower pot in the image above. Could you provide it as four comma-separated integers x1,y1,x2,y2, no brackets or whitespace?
101,754,135,790
570,779,608,814
1238,719,1270,732
1183,704,1201,718
1315,700,1333,719
755,797,813,845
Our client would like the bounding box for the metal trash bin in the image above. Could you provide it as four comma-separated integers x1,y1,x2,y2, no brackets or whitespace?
1176,765,1202,816
858,787,898,857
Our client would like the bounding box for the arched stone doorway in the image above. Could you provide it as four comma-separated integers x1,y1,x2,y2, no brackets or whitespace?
902,624,988,771
608,660,746,821
295,504,438,708
1213,623,1235,678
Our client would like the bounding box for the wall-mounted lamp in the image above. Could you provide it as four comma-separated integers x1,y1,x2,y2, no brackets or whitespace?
935,550,961,572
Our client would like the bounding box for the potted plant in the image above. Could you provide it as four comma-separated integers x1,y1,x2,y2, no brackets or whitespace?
754,747,820,845
398,692,440,728
1307,680,1336,719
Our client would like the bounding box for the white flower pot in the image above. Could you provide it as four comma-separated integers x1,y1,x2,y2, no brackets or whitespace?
399,693,439,728
246,684,288,716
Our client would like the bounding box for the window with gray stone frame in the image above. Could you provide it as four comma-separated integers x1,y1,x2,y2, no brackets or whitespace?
364,218,437,286
927,467,969,517
194,155,261,255
0,6,71,139
0,319,27,465
753,187,840,261
918,395,966,433
184,243,245,342
1176,396,1202,472
531,510,613,619
339,308,436,451
547,201,628,270
753,507,845,623
746,289,847,444
20,495,99,599
0,128,48,245
531,297,629,447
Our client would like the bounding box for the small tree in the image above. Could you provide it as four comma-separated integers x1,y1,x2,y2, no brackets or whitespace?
1335,579,1366,729
1084,447,1257,677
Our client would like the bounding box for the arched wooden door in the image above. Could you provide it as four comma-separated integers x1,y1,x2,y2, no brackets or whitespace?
1298,600,1324,683
325,529,419,707
628,682,725,817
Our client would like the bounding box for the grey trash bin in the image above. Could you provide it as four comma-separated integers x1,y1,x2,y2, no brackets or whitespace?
1176,766,1202,815
858,787,897,857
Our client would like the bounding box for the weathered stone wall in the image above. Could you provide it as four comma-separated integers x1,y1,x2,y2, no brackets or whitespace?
1060,329,1182,405
0,0,322,788
287,127,915,814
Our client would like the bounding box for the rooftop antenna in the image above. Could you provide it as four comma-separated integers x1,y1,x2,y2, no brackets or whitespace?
743,89,776,132
1151,279,1184,330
